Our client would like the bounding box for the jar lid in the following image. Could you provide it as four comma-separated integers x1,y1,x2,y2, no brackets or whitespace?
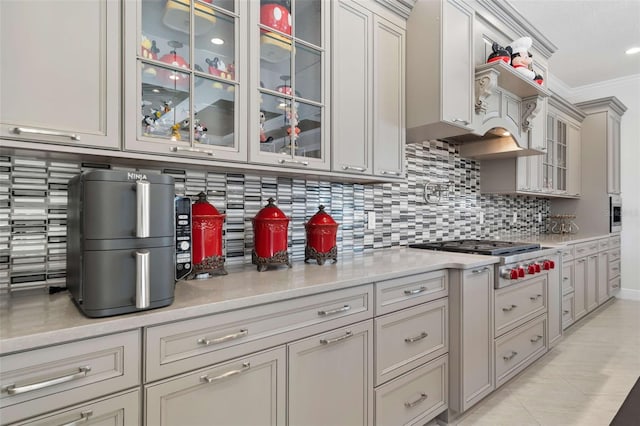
254,197,288,221
306,205,338,226
192,192,222,216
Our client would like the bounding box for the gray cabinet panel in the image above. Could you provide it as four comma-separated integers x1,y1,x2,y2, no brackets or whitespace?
547,253,562,348
574,257,587,320
586,254,598,312
597,251,609,305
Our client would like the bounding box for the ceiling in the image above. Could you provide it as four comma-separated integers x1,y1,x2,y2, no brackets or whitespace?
508,0,640,88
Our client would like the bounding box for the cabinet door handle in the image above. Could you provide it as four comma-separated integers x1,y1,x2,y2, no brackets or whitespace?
530,335,543,343
503,351,518,361
404,392,428,408
379,170,402,176
342,165,366,172
278,158,309,166
198,329,248,346
59,410,93,426
529,294,542,301
404,332,428,343
563,277,569,281
577,259,586,263
502,304,517,312
318,304,351,317
563,309,570,314
12,126,80,141
200,362,251,384
472,267,490,274
404,286,427,296
320,331,353,345
3,366,91,395
451,118,470,125
170,146,215,156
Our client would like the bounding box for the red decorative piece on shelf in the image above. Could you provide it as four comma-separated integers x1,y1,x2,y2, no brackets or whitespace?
252,198,291,272
191,192,226,278
305,205,339,265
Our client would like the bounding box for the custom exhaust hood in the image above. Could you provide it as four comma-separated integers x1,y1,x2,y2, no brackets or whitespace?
445,127,544,160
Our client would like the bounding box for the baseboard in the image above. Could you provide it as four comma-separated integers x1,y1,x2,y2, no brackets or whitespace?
617,287,640,301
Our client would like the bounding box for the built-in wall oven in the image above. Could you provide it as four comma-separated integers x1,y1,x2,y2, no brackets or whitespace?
610,195,622,232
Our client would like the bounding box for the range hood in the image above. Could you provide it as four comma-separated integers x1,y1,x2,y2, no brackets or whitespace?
445,127,545,161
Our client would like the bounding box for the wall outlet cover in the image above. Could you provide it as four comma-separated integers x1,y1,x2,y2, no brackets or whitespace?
367,211,376,230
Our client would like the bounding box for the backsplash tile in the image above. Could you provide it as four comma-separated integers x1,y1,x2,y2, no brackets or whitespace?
0,141,548,292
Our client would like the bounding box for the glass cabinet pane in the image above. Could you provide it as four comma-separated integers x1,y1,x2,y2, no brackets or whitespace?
141,64,190,141
193,76,235,147
295,43,321,103
259,93,293,154
142,0,190,65
195,7,236,82
295,101,322,159
294,0,321,46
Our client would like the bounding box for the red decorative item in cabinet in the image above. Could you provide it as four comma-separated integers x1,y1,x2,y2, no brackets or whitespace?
191,192,226,278
158,41,190,90
260,1,292,35
305,205,339,265
252,198,291,272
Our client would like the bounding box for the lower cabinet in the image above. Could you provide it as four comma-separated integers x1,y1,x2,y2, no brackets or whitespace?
145,347,286,426
597,251,609,304
288,320,373,426
586,254,598,312
547,253,562,348
573,256,588,321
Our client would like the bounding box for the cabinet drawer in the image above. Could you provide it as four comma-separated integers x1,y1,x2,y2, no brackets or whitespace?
609,248,621,262
495,316,547,388
562,262,574,295
561,246,574,262
598,238,610,251
609,260,621,279
375,354,447,426
495,276,547,337
609,276,621,295
375,270,447,315
562,293,574,330
0,330,140,425
574,241,599,258
11,388,140,426
374,298,448,386
609,235,621,248
145,285,373,382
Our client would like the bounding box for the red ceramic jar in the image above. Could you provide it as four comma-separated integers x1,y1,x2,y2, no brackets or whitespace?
191,192,226,277
305,205,339,265
252,197,291,271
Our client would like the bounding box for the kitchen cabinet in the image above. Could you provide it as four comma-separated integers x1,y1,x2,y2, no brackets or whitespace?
546,253,562,348
288,320,373,426
145,347,285,426
597,251,609,305
406,0,474,142
123,0,247,162
573,256,587,321
0,0,121,150
608,236,621,297
248,0,331,171
585,254,598,312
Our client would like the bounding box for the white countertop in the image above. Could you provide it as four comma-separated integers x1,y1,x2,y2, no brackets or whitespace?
493,232,618,247
0,247,498,355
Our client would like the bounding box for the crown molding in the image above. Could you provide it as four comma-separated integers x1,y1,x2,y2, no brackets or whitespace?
374,0,416,19
574,96,628,117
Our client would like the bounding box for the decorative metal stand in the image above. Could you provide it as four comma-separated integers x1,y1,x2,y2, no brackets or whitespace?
304,245,338,265
190,255,227,279
252,250,292,272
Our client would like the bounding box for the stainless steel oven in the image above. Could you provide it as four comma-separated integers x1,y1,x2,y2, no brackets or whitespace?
610,195,622,232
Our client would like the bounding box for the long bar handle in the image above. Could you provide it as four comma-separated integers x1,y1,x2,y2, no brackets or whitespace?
379,170,402,176
135,250,150,309
3,366,91,395
278,159,309,166
170,146,215,156
472,267,490,274
404,393,428,408
12,127,80,141
320,331,353,345
198,329,248,346
200,363,251,384
135,180,150,238
404,286,427,296
404,332,428,343
342,165,366,172
59,410,93,426
318,305,351,317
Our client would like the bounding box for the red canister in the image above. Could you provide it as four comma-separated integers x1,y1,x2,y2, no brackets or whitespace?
252,197,291,271
191,192,226,277
305,205,339,265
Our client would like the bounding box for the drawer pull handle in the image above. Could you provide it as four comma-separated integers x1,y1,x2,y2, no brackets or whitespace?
404,392,428,408
611,284,620,289
198,329,248,346
405,332,428,343
530,335,543,343
59,410,93,426
318,305,351,317
170,146,215,156
502,304,517,312
404,286,427,296
529,294,542,301
320,331,354,345
200,363,251,384
3,366,91,396
577,259,586,263
342,165,366,172
12,126,80,141
472,267,489,274
563,309,570,314
563,277,569,281
503,351,518,361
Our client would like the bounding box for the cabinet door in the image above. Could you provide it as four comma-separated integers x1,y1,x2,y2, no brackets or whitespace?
288,320,373,426
573,257,587,321
585,254,598,312
547,254,562,348
597,251,609,305
123,0,246,161
372,16,405,178
1,0,120,149
145,347,286,426
607,114,621,194
566,122,581,196
331,0,373,175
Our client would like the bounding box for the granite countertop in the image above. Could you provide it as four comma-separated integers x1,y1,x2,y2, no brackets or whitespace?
0,247,498,355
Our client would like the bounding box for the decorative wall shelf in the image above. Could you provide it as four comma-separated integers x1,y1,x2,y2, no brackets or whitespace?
476,61,551,98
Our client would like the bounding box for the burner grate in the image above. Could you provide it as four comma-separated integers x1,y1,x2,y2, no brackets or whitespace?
409,239,541,256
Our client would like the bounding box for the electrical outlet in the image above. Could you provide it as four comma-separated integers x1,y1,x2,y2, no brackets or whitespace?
479,211,484,224
367,211,376,230
512,212,518,223
537,213,542,223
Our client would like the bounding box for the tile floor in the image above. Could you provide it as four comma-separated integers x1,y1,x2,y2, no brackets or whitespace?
437,298,640,426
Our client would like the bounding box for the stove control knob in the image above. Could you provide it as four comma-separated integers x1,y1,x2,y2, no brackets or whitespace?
534,263,542,273
527,264,536,275
549,260,555,269
542,260,551,270
502,269,518,279
517,266,525,278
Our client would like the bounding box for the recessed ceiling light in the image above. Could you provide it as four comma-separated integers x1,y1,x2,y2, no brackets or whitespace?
152,89,160,93
211,38,224,45
625,46,640,55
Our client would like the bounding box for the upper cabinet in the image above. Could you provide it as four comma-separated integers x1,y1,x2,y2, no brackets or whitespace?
123,0,247,162
0,0,121,149
248,0,330,171
406,0,474,143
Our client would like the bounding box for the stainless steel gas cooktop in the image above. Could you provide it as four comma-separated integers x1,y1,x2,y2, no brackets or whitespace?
408,239,541,256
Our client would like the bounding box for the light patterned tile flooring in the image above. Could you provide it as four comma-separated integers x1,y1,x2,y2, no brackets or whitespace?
437,298,640,426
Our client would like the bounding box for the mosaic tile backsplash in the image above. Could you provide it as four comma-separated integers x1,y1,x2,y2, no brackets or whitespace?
0,140,549,291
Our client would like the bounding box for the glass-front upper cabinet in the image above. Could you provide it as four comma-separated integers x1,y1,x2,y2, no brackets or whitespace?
124,0,247,162
544,114,567,193
249,0,330,170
